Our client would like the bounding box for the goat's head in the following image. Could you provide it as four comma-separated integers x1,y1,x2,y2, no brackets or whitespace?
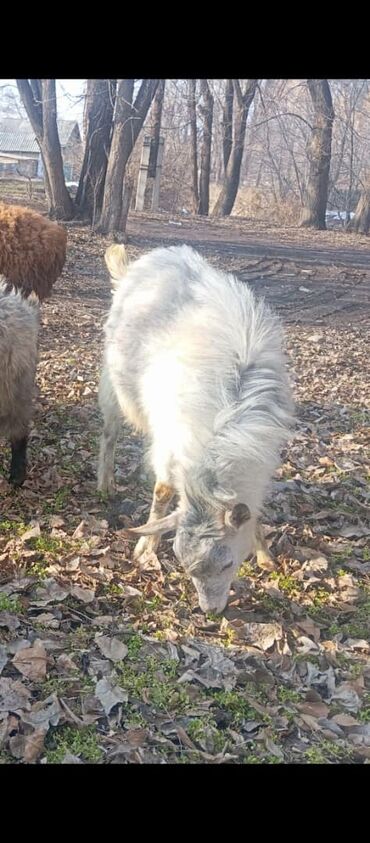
127,494,254,615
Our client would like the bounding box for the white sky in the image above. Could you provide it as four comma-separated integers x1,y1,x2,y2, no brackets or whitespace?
0,79,86,125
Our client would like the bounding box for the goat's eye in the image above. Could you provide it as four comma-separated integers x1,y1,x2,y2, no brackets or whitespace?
221,561,233,572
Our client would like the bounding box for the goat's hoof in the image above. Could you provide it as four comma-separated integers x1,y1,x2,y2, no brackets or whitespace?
256,548,276,572
133,536,159,561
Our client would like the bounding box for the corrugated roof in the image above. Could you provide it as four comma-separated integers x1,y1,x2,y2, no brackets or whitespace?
0,151,36,163
0,118,80,153
0,132,39,152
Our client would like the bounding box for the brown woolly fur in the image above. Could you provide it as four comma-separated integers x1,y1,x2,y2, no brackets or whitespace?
0,202,67,300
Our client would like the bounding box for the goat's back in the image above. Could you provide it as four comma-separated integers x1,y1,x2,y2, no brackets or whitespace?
0,202,67,299
104,246,292,471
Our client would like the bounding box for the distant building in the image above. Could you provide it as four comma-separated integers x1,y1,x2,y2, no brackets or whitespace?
0,117,83,180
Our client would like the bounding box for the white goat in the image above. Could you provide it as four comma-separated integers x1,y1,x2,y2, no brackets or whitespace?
0,280,39,485
98,244,294,613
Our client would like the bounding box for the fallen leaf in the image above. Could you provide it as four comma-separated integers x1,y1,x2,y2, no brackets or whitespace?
297,701,329,718
296,713,322,732
95,635,128,663
234,622,283,651
331,683,361,713
70,584,95,603
332,713,360,728
32,579,70,605
0,645,8,675
0,612,20,631
22,694,61,729
0,678,31,712
49,516,65,529
126,728,149,748
36,612,60,629
21,523,41,542
302,556,328,576
13,642,47,681
56,654,78,674
24,728,47,762
296,618,321,643
94,678,128,715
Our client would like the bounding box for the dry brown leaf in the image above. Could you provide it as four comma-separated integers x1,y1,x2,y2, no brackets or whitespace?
94,678,128,715
0,678,31,712
296,618,321,643
32,579,70,605
332,713,360,728
95,635,128,663
70,584,95,603
22,694,61,729
20,523,41,543
0,612,20,631
297,701,329,718
234,622,283,651
23,728,48,763
0,645,8,675
13,642,47,681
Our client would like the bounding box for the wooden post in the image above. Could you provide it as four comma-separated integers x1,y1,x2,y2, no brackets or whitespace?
135,136,151,211
151,137,164,211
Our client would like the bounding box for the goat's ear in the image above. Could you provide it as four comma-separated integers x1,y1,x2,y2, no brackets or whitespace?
124,511,179,537
104,244,128,283
224,503,251,530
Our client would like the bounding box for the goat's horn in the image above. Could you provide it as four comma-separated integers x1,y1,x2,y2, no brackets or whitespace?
124,511,178,537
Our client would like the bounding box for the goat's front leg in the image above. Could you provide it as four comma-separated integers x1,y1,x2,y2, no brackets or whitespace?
133,482,174,560
9,435,28,487
97,369,121,496
254,522,276,571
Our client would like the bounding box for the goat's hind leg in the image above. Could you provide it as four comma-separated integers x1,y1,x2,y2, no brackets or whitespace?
97,369,121,495
9,435,28,487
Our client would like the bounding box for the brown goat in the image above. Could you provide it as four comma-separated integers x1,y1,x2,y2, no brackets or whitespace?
0,202,67,300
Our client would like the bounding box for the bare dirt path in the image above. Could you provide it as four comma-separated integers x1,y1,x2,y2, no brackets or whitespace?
128,215,370,324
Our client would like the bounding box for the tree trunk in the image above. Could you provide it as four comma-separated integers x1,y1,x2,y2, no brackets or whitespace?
148,79,165,178
212,79,258,217
299,80,334,230
350,186,370,234
76,79,116,221
222,79,234,171
16,79,74,220
120,176,134,236
98,79,159,234
197,80,214,215
188,80,199,213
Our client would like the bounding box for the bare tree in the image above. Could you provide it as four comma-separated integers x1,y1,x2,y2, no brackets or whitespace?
299,80,334,229
197,80,214,215
148,80,165,178
16,79,74,220
222,79,234,171
75,80,116,222
188,80,199,213
98,79,159,234
350,182,370,234
212,79,259,217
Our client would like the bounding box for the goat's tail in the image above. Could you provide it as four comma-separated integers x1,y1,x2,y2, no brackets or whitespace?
104,244,128,289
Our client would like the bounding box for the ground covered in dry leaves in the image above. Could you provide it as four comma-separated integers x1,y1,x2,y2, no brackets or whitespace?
0,209,370,764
